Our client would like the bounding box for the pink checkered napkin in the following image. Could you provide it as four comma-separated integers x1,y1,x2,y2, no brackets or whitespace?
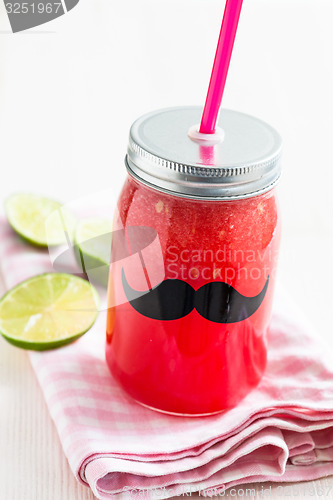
1,218,333,500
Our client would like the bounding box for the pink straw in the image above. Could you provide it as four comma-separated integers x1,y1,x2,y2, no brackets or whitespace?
199,0,243,134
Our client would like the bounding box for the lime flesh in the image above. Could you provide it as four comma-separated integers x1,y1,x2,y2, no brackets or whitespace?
0,273,99,350
75,218,112,286
5,193,75,247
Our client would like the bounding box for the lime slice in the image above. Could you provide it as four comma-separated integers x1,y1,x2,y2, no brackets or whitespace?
75,218,112,287
5,193,76,247
0,273,99,350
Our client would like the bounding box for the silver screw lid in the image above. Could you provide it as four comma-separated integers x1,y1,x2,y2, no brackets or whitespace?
126,106,282,200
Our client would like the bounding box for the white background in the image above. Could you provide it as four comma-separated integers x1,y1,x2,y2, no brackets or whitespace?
0,1,333,499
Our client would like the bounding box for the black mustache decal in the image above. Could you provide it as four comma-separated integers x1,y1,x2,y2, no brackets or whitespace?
122,269,269,323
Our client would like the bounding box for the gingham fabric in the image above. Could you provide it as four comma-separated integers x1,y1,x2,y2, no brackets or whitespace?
1,218,333,499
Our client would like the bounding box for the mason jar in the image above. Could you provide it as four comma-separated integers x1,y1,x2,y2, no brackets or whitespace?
106,107,282,416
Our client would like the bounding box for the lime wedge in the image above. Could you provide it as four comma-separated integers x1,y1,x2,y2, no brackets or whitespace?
75,218,112,287
5,193,76,247
0,274,99,350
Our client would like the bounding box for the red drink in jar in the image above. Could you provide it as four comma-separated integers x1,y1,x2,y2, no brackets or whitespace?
106,107,282,416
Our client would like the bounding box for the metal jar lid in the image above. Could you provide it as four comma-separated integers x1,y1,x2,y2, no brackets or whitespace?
126,106,282,200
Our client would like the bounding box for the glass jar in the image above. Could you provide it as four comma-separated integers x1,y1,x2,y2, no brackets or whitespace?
106,107,282,416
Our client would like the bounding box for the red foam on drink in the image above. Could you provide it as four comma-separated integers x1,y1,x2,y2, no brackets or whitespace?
200,0,243,134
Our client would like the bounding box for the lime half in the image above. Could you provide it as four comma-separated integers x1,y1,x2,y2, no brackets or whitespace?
75,218,112,287
5,193,76,247
0,274,99,350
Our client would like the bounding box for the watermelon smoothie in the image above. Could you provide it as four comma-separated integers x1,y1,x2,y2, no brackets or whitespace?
106,177,280,415
105,107,282,415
